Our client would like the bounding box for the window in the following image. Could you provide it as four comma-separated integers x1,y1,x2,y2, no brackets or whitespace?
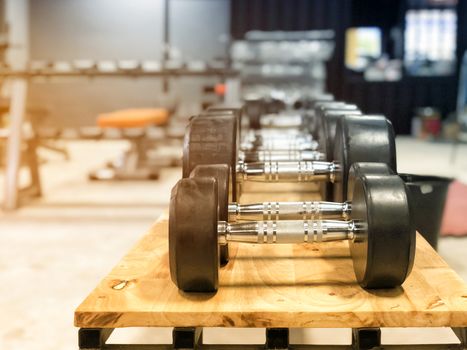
404,8,457,76
345,27,382,71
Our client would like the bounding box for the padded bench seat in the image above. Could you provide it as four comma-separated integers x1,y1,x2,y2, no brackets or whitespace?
97,108,169,128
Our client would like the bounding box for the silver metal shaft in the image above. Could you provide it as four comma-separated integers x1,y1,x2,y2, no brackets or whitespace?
245,128,306,138
236,161,336,182
218,220,355,245
228,201,351,221
260,114,304,128
244,132,313,143
240,139,319,152
239,150,325,162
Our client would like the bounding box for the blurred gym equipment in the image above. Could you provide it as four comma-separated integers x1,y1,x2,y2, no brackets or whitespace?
1,60,241,209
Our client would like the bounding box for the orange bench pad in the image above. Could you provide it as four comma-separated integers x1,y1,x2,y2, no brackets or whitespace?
97,108,169,128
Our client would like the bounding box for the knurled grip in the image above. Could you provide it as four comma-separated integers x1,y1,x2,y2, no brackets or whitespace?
228,201,350,221
240,139,319,152
223,220,354,244
239,150,325,162
237,161,336,182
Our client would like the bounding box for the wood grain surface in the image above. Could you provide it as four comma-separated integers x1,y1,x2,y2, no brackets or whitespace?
74,189,467,329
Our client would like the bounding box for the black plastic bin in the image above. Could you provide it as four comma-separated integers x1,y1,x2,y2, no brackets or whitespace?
399,174,452,250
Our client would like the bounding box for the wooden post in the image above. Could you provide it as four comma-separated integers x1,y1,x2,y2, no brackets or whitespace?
4,78,27,210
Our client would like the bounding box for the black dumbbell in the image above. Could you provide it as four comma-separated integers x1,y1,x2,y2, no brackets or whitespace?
203,106,323,159
205,101,361,161
169,162,415,293
204,106,317,163
191,162,393,265
183,113,397,203
241,102,360,147
208,101,358,159
255,102,362,164
227,162,394,221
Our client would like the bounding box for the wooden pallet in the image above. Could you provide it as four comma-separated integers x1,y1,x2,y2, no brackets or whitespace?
75,191,467,331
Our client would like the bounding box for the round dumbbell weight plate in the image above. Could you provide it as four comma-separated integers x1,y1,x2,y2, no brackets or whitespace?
311,101,347,138
201,109,241,158
346,162,395,200
315,107,360,201
206,106,243,143
169,177,219,292
349,173,415,288
333,115,397,202
190,164,230,266
183,114,238,201
321,109,361,162
315,105,360,159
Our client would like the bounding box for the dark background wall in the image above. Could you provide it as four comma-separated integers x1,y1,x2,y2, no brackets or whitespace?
231,0,467,134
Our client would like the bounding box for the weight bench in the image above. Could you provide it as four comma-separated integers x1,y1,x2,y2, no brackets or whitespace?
88,108,172,181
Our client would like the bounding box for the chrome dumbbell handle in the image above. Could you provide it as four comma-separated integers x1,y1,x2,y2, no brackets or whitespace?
240,139,319,152
236,161,337,183
228,201,351,221
245,127,307,135
244,132,313,143
239,149,325,162
218,220,356,245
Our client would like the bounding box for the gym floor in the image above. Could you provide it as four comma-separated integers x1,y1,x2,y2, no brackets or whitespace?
0,137,466,349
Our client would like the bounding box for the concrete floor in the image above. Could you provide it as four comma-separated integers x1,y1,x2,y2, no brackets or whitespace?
0,137,466,349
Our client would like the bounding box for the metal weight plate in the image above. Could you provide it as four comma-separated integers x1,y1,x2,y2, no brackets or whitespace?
202,109,241,162
315,106,361,201
190,164,230,266
169,177,219,292
182,114,238,201
207,106,243,143
311,101,356,200
310,101,349,139
315,104,360,158
332,115,397,203
349,173,415,288
301,95,335,129
346,162,395,200
322,109,362,162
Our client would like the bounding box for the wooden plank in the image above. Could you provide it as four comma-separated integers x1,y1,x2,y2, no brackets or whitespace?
74,196,467,329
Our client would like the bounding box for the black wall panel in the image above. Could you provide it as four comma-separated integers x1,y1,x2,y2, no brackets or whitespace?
230,0,466,134
231,0,349,36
